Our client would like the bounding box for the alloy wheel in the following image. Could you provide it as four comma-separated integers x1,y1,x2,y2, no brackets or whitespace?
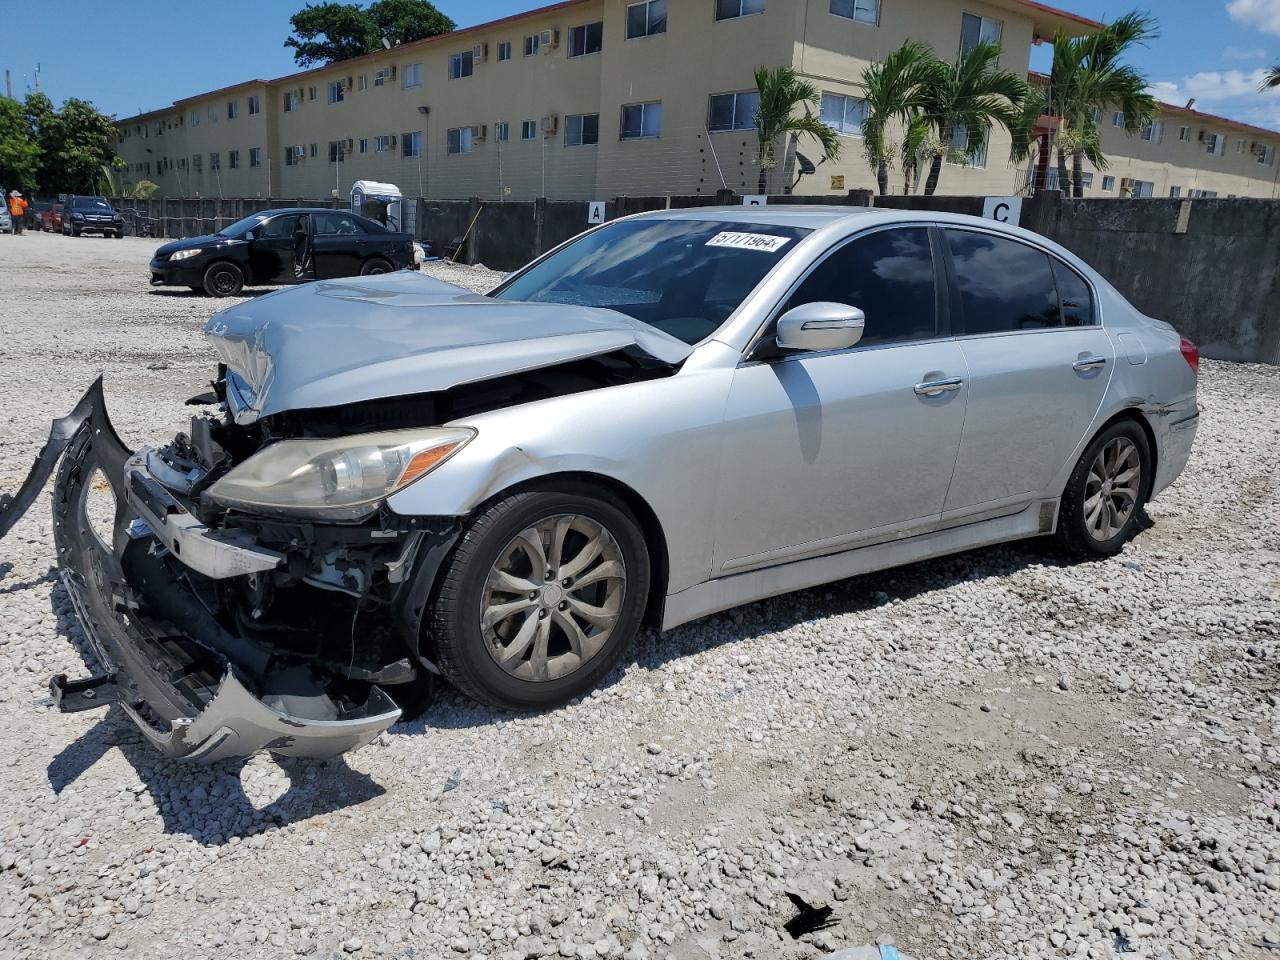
1084,437,1141,541
480,514,626,683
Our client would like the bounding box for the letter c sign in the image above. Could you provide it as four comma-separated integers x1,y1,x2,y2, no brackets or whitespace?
982,196,1023,226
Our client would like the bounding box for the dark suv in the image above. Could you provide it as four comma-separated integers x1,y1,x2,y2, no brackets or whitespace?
64,196,124,238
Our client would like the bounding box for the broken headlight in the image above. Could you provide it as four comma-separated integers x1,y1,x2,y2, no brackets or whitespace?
205,427,474,520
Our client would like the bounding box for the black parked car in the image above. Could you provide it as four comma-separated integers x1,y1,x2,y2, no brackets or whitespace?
64,196,124,237
150,208,416,297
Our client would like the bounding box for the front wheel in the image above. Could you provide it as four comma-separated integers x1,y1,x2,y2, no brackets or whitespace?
429,487,651,710
202,261,244,298
1055,419,1151,558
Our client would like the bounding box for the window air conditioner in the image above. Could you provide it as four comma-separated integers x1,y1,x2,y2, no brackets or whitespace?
471,124,487,140
473,43,488,61
539,29,559,49
541,114,559,133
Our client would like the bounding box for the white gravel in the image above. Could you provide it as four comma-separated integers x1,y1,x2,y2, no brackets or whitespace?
0,231,1277,960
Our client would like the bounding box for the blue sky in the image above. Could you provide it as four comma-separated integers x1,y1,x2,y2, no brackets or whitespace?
6,0,1280,130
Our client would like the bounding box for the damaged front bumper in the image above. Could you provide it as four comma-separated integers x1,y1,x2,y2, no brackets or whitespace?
0,378,446,762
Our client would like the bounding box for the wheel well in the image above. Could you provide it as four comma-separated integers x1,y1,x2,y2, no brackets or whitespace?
1097,408,1159,497
364,255,393,269
497,472,671,628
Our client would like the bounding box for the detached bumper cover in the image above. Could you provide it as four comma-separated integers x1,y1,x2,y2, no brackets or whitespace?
0,378,402,761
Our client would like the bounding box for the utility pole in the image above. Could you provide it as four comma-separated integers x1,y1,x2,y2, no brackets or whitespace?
4,70,11,100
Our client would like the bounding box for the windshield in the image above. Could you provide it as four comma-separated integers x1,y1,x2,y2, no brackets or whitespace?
72,197,113,211
219,213,272,238
491,218,811,345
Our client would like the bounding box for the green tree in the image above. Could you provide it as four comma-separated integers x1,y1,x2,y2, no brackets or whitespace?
1043,12,1157,198
0,96,40,191
35,97,121,195
860,41,939,196
753,66,841,195
1262,65,1280,90
285,0,454,67
917,42,1027,195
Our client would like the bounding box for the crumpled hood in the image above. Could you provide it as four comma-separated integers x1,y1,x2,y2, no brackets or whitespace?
204,271,693,423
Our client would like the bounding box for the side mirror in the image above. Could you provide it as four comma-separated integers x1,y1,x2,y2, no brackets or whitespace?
775,301,866,353
244,230,255,241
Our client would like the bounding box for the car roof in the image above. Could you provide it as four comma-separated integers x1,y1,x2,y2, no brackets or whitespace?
258,207,357,216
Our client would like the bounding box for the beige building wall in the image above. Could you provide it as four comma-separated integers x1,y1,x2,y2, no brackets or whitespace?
1068,105,1280,199
113,0,1280,205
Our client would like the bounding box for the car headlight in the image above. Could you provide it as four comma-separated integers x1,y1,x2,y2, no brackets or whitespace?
170,248,203,261
72,212,85,220
205,427,475,520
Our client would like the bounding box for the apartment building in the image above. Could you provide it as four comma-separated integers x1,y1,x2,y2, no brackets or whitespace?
115,0,1280,203
1060,100,1280,199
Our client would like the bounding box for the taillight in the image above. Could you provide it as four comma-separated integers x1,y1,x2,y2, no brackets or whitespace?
1179,336,1199,374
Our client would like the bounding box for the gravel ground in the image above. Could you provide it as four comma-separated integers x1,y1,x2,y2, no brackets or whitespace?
0,230,1277,960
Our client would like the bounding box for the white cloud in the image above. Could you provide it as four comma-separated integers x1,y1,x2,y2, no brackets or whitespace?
1227,0,1280,36
1151,67,1280,130
1223,45,1268,61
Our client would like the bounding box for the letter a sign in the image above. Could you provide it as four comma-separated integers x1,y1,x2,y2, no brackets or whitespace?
587,201,606,224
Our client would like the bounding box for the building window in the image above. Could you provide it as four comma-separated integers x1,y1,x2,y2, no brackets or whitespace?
403,62,422,88
949,122,987,166
495,121,510,142
1178,125,1190,141
191,110,201,127
359,138,368,153
358,74,368,91
1205,132,1225,156
248,95,260,115
208,106,218,124
309,143,317,157
1259,144,1276,166
447,127,475,155
192,153,202,172
627,0,667,38
565,113,600,146
375,135,390,152
328,140,345,162
960,12,1002,54
1236,138,1246,154
1089,106,1101,124
284,91,298,112
715,0,765,20
249,147,262,167
524,34,540,56
620,101,662,139
1169,185,1181,198
1130,180,1155,198
569,21,603,57
1140,120,1163,142
227,101,238,120
521,119,538,140
449,51,474,79
374,68,388,86
308,86,317,101
210,152,220,171
1112,111,1124,127
1078,172,1093,189
228,150,240,169
708,90,760,132
498,41,512,61
830,0,878,23
820,93,867,135
1102,175,1115,191
402,131,422,157
329,81,345,104
1190,188,1218,198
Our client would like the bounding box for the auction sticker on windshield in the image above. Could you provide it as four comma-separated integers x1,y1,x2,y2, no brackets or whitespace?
706,232,792,253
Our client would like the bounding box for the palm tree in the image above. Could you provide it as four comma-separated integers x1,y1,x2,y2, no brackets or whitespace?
1045,12,1158,198
917,42,1028,196
1261,65,1280,91
860,41,938,195
752,66,841,195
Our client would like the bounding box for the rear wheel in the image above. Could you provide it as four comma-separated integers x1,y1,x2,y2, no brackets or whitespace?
360,257,393,276
430,487,650,710
1056,419,1150,558
202,261,244,298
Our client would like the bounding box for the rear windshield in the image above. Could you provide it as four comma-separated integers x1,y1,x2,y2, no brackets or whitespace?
492,218,810,346
72,197,113,211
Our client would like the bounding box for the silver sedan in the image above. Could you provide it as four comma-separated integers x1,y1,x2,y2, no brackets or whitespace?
0,207,1200,760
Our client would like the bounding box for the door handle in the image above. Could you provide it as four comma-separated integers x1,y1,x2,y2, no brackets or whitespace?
914,377,964,397
1073,355,1108,372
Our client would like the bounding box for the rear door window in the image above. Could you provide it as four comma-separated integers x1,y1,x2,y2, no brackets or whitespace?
946,230,1060,334
1051,259,1095,326
313,212,365,235
785,227,938,347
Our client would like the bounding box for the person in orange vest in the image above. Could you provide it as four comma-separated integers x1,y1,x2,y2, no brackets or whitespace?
8,191,28,235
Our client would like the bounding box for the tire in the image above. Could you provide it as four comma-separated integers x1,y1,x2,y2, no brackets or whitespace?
1055,418,1151,558
360,257,393,276
202,261,244,298
71,227,80,237
430,486,651,711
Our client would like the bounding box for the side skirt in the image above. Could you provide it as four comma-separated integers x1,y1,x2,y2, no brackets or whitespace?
661,499,1058,631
